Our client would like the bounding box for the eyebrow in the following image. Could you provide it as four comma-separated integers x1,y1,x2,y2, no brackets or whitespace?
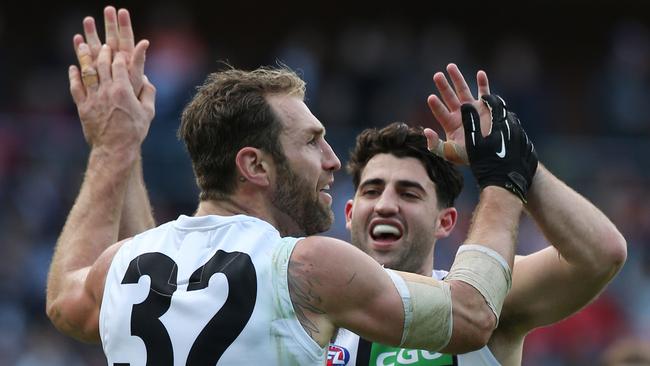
313,126,326,137
359,178,385,190
300,126,325,140
396,180,426,193
359,178,426,193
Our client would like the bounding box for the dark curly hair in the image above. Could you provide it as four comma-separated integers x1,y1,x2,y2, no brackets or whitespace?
347,122,463,208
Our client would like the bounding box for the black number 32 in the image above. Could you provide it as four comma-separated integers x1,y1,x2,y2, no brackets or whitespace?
117,250,257,365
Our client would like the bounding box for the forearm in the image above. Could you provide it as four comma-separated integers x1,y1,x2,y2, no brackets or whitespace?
47,146,137,305
437,187,522,351
465,186,523,269
526,165,626,274
118,157,155,239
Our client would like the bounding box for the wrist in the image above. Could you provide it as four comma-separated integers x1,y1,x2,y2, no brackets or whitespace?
89,145,140,174
480,186,524,208
477,171,530,204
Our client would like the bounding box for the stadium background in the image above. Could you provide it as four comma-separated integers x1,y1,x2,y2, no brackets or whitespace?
0,1,649,364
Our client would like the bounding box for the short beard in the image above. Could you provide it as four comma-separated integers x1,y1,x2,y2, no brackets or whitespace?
271,159,333,236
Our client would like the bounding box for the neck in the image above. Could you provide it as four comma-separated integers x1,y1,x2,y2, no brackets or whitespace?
195,192,301,237
418,258,434,277
195,197,251,217
418,243,436,276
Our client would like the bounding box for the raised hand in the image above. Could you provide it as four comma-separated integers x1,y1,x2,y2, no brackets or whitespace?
424,63,493,165
69,6,153,147
72,6,149,105
69,43,155,151
461,94,538,202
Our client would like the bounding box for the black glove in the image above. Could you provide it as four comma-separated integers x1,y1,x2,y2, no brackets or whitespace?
461,94,538,203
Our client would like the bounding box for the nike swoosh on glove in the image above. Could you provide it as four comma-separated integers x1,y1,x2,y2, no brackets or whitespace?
461,94,538,202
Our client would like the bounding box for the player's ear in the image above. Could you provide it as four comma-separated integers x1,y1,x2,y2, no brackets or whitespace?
235,147,271,187
435,207,457,239
344,199,354,231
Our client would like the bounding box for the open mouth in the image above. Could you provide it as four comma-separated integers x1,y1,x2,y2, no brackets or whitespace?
319,184,332,205
370,224,403,242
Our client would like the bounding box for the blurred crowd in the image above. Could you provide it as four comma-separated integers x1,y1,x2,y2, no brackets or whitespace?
1,3,649,365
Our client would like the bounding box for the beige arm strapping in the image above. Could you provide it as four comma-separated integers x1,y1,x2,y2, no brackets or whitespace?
383,244,512,351
445,244,512,323
384,268,453,351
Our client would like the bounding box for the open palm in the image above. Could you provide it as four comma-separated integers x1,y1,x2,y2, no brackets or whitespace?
425,63,493,165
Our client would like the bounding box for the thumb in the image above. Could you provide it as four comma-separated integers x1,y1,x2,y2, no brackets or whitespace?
139,75,156,117
424,128,469,165
69,65,86,105
424,128,444,156
131,39,149,96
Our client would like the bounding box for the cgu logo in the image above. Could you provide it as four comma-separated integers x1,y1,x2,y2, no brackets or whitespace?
374,349,447,366
327,345,351,366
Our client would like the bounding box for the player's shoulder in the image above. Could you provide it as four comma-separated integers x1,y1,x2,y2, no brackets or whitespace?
290,235,373,282
293,235,361,262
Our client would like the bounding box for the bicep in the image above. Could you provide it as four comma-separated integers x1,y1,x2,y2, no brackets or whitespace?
326,262,407,346
294,238,406,346
500,247,607,334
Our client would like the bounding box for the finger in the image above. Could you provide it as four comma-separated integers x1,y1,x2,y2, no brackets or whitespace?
427,95,468,162
77,43,99,90
72,34,84,53
83,16,102,57
477,70,490,97
426,127,469,165
97,44,112,85
480,94,507,124
69,65,86,104
447,63,475,103
112,52,130,85
104,6,119,51
461,103,482,148
117,8,135,53
424,128,444,155
433,72,461,111
139,75,157,116
130,39,149,95
427,94,451,121
442,141,469,165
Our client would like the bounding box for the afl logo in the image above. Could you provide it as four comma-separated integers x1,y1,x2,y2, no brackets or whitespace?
327,345,350,365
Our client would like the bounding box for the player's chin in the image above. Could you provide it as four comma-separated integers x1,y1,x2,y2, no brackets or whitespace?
310,205,334,234
369,240,399,252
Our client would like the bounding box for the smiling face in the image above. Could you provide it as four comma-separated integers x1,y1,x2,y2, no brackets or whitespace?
267,94,341,236
345,153,456,275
